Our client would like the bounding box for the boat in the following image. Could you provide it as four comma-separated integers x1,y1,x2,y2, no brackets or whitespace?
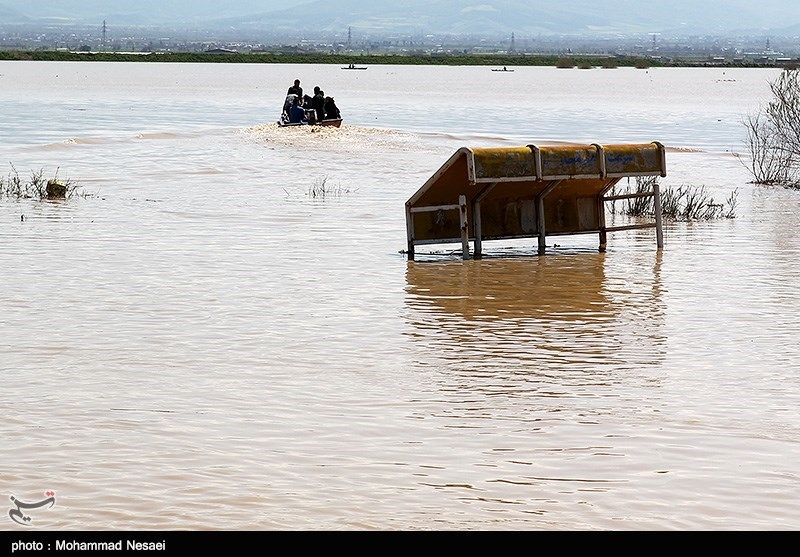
278,93,343,128
278,114,342,128
342,64,367,70
492,67,515,72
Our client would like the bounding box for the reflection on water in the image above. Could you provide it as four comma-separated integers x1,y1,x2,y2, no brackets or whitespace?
404,250,666,383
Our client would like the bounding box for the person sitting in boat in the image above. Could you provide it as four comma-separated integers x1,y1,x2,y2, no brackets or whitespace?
311,87,326,123
288,95,307,124
281,93,297,122
324,96,341,120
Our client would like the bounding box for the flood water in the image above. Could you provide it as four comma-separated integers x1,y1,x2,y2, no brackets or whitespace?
1,61,799,530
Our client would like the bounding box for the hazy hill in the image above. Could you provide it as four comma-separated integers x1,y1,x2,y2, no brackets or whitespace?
238,0,800,36
0,0,797,37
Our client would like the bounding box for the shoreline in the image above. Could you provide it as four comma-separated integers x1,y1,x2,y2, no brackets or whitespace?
0,49,795,69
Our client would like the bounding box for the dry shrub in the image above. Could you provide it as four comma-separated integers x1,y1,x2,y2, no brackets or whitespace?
609,176,737,221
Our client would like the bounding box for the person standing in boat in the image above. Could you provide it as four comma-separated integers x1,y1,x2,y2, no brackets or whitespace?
287,79,303,98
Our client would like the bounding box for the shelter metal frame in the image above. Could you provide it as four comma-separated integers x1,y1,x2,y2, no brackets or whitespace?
405,142,666,260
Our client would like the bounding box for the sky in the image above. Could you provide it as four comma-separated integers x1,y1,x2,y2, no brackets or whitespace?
1,1,798,36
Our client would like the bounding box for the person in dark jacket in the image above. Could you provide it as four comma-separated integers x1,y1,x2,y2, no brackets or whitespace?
311,86,325,123
324,96,341,120
287,79,303,98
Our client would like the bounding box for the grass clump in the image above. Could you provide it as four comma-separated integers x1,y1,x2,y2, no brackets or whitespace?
307,176,357,198
609,176,738,220
0,165,82,200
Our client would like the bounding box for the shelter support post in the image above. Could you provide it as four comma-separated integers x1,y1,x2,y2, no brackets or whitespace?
597,180,616,252
459,194,470,260
598,195,607,252
536,181,561,256
537,196,546,255
473,200,483,259
471,181,498,261
405,205,415,261
653,181,664,249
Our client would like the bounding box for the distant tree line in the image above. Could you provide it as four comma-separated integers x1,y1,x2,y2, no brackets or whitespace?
0,49,644,66
2,49,791,68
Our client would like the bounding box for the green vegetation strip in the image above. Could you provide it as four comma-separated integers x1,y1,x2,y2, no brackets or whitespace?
0,50,664,67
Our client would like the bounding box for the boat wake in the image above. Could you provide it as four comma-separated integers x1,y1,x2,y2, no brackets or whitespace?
242,122,426,152
30,137,109,151
28,129,223,151
242,123,702,156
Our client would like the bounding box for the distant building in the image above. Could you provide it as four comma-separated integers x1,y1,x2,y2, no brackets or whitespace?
205,48,237,54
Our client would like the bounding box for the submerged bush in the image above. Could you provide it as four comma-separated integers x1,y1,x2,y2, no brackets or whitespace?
0,166,82,200
609,176,737,221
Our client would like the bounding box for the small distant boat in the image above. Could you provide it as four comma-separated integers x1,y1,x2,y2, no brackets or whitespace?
492,67,514,72
342,64,367,70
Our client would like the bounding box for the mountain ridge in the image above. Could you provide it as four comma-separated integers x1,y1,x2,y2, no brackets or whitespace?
0,0,797,37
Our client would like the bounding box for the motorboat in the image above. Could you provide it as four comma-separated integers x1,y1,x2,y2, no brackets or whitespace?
278,113,342,128
278,94,343,128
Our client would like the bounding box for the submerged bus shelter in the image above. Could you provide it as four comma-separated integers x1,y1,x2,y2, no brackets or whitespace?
405,142,667,260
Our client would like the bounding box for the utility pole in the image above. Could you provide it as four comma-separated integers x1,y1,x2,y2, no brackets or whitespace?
649,32,660,53
347,26,352,51
508,32,515,54
102,20,107,51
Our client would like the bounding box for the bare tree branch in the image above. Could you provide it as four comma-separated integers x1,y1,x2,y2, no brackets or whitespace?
743,68,800,187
